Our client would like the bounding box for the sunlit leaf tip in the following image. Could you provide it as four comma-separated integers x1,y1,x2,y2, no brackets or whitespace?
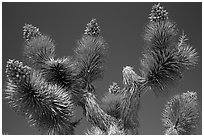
176,32,198,69
122,66,145,87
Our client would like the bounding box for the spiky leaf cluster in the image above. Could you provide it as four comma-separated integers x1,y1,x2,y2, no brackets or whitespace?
40,57,77,87
23,24,42,41
149,3,168,22
176,33,198,69
23,34,55,69
5,69,76,135
141,4,198,95
74,34,107,85
141,36,198,95
141,49,182,95
84,18,100,37
144,20,177,50
39,57,85,106
162,91,200,135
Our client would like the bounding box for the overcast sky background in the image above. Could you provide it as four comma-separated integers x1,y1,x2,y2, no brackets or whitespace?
2,2,202,135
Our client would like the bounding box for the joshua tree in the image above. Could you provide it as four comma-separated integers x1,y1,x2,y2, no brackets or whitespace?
4,3,200,135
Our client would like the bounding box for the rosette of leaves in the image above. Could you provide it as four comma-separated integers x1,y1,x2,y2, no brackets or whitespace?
4,59,77,134
40,57,85,106
23,24,55,69
40,57,77,87
140,3,198,95
162,91,200,135
74,19,107,90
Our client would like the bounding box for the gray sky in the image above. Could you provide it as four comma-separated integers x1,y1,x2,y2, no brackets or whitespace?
2,2,202,135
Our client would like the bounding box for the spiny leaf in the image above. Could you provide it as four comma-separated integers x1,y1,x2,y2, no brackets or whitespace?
176,32,198,69
162,91,200,135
